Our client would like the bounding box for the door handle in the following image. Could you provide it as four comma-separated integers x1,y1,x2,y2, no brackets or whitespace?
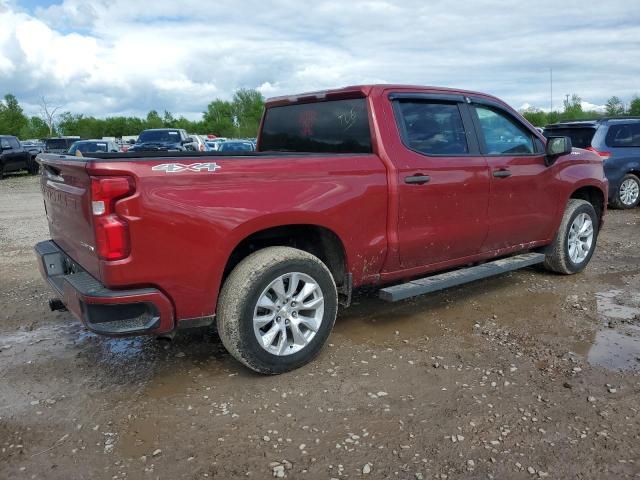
493,169,512,178
405,174,431,185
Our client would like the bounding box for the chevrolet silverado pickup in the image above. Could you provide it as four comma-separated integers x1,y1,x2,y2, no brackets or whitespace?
35,85,608,373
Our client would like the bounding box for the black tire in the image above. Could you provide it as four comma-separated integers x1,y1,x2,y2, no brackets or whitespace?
216,246,338,374
27,156,40,175
611,173,640,209
543,199,599,274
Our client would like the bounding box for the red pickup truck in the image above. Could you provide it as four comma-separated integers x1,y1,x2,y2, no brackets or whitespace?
35,84,607,373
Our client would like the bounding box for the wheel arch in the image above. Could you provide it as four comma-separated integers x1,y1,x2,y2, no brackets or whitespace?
221,223,349,292
569,184,606,225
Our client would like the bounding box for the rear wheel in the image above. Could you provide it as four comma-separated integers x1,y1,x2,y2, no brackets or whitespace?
612,174,640,209
543,199,598,274
216,246,338,374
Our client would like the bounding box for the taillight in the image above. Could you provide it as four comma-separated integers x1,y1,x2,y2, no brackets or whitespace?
586,147,610,160
90,176,135,260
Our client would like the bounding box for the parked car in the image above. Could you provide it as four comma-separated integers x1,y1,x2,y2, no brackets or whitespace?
21,140,44,157
128,129,196,152
205,138,227,151
44,137,80,154
0,135,39,178
35,84,607,374
544,118,640,208
68,140,120,156
189,134,209,152
218,140,255,152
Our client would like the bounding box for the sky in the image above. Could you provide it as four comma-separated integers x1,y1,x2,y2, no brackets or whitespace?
1,0,639,119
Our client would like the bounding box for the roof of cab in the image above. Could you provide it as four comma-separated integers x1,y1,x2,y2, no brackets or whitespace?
265,84,505,107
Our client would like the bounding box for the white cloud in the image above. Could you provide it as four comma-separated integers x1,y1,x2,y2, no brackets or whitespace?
0,0,639,119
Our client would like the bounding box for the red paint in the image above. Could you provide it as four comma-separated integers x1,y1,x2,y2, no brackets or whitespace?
37,85,608,334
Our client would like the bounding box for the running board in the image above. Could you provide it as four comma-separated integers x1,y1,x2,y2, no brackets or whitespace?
379,253,545,302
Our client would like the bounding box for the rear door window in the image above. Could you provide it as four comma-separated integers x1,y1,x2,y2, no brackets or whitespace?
394,101,469,155
542,127,596,149
605,123,640,147
260,98,372,153
473,106,535,155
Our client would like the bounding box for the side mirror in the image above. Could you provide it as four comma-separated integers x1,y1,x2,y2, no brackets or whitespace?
545,136,572,166
182,137,194,145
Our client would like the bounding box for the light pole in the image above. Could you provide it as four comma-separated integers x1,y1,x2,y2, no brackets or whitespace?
550,67,553,112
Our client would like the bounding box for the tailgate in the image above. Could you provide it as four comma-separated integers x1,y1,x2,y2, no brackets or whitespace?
39,154,101,279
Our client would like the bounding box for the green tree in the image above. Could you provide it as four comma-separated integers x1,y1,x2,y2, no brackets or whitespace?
145,110,163,129
605,96,625,116
162,110,176,127
203,99,236,137
521,107,548,127
20,116,50,139
232,88,264,137
562,94,584,120
628,95,640,116
0,94,28,136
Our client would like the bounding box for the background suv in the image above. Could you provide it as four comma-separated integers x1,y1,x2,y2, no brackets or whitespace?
544,118,640,208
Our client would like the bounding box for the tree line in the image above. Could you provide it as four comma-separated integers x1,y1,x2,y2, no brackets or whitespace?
521,94,640,127
1,90,640,140
0,89,265,140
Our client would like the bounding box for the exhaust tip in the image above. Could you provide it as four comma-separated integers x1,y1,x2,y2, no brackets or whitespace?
155,331,176,342
48,298,67,312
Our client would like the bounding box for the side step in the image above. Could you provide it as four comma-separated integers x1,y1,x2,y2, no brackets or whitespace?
379,253,545,302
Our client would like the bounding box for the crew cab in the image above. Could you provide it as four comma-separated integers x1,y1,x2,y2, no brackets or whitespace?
35,85,608,373
0,135,39,178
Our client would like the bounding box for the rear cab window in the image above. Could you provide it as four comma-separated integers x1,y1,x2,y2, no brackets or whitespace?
259,98,372,153
605,123,640,148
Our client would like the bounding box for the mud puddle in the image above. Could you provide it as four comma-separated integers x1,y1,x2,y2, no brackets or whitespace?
334,273,569,344
586,288,640,371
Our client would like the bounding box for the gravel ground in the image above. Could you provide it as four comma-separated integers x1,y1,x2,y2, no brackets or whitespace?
1,173,639,480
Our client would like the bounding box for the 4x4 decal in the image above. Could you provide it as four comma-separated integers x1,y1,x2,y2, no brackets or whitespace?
152,163,221,173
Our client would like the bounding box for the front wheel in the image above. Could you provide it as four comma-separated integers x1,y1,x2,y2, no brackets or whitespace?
216,247,338,374
543,199,599,274
612,174,640,209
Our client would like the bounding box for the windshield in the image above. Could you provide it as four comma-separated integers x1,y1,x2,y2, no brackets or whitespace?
138,130,181,143
260,98,372,153
219,142,254,152
543,127,596,149
68,141,109,155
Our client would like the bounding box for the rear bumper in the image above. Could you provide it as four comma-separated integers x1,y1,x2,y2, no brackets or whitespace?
34,240,174,336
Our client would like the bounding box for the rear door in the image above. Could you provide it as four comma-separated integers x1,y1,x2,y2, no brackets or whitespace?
389,93,491,269
468,101,557,252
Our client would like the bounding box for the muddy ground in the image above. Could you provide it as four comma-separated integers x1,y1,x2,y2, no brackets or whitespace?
1,173,639,480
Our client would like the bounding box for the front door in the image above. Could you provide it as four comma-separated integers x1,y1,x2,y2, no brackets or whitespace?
390,96,491,269
469,103,558,252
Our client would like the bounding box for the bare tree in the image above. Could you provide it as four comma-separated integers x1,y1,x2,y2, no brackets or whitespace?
39,96,63,136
